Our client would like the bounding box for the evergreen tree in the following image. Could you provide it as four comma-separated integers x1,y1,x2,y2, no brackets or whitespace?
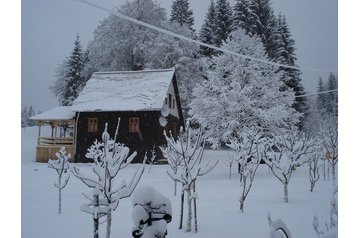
326,73,338,117
214,0,233,46
50,34,86,106
62,33,85,106
316,77,327,117
250,0,278,59
274,14,308,129
199,0,218,56
28,105,36,126
170,0,195,31
21,106,29,128
233,0,254,35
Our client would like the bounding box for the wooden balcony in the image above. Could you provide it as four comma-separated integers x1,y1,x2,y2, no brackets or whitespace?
36,137,75,163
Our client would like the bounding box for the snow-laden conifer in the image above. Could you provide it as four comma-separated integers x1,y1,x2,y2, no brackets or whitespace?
214,0,233,45
199,0,219,56
233,0,254,35
71,119,145,238
170,0,194,31
48,147,70,214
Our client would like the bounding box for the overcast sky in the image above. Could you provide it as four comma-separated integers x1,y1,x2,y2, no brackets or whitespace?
22,0,338,112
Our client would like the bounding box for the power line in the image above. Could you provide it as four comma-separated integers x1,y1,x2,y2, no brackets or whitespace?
295,89,338,98
76,0,337,73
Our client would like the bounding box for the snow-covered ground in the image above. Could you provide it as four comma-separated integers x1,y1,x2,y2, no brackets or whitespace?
22,127,335,237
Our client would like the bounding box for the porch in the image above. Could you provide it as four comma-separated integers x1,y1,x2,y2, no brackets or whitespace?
30,106,76,163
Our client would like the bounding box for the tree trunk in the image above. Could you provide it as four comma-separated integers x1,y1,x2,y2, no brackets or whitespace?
284,182,288,203
58,175,62,214
331,164,336,183
323,163,326,181
193,181,198,233
186,187,192,232
174,180,177,196
229,164,232,179
179,190,184,229
106,211,112,238
93,194,99,238
239,199,244,213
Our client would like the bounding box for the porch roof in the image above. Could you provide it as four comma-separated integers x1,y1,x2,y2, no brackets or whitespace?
30,106,75,121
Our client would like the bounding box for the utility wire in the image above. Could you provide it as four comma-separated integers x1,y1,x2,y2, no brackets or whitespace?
295,89,338,98
76,0,337,73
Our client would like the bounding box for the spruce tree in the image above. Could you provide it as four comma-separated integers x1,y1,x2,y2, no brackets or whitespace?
275,14,308,129
170,0,195,31
62,33,85,106
233,0,254,35
326,73,338,117
21,106,29,128
199,0,218,56
214,0,233,46
316,77,326,118
250,0,278,59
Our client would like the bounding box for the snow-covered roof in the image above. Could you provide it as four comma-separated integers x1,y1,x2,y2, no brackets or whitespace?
71,68,176,112
30,106,75,121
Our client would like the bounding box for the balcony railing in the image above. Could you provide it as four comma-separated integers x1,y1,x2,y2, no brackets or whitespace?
38,137,74,146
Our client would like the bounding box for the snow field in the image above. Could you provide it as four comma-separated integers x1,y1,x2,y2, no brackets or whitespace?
22,128,335,237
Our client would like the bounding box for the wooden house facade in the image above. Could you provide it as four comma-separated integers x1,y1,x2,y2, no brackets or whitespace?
31,68,184,163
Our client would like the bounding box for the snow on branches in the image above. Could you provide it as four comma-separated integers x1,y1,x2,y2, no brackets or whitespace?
190,28,299,148
71,119,145,238
48,147,71,214
227,129,267,212
263,131,316,203
160,121,218,232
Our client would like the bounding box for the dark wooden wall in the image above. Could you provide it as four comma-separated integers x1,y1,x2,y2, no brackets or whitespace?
74,111,181,163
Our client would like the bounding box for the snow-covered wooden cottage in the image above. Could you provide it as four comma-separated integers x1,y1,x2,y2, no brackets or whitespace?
31,68,184,163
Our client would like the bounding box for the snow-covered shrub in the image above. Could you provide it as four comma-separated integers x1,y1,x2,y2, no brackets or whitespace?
268,213,292,238
131,186,172,238
71,119,145,238
263,132,316,203
313,187,338,238
48,147,70,214
160,122,218,232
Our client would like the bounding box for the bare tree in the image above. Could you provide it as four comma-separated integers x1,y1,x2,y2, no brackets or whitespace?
308,145,321,192
161,122,218,232
263,132,316,203
48,147,70,214
319,118,338,183
227,130,266,212
145,146,157,174
224,152,235,179
161,138,183,196
71,119,145,238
